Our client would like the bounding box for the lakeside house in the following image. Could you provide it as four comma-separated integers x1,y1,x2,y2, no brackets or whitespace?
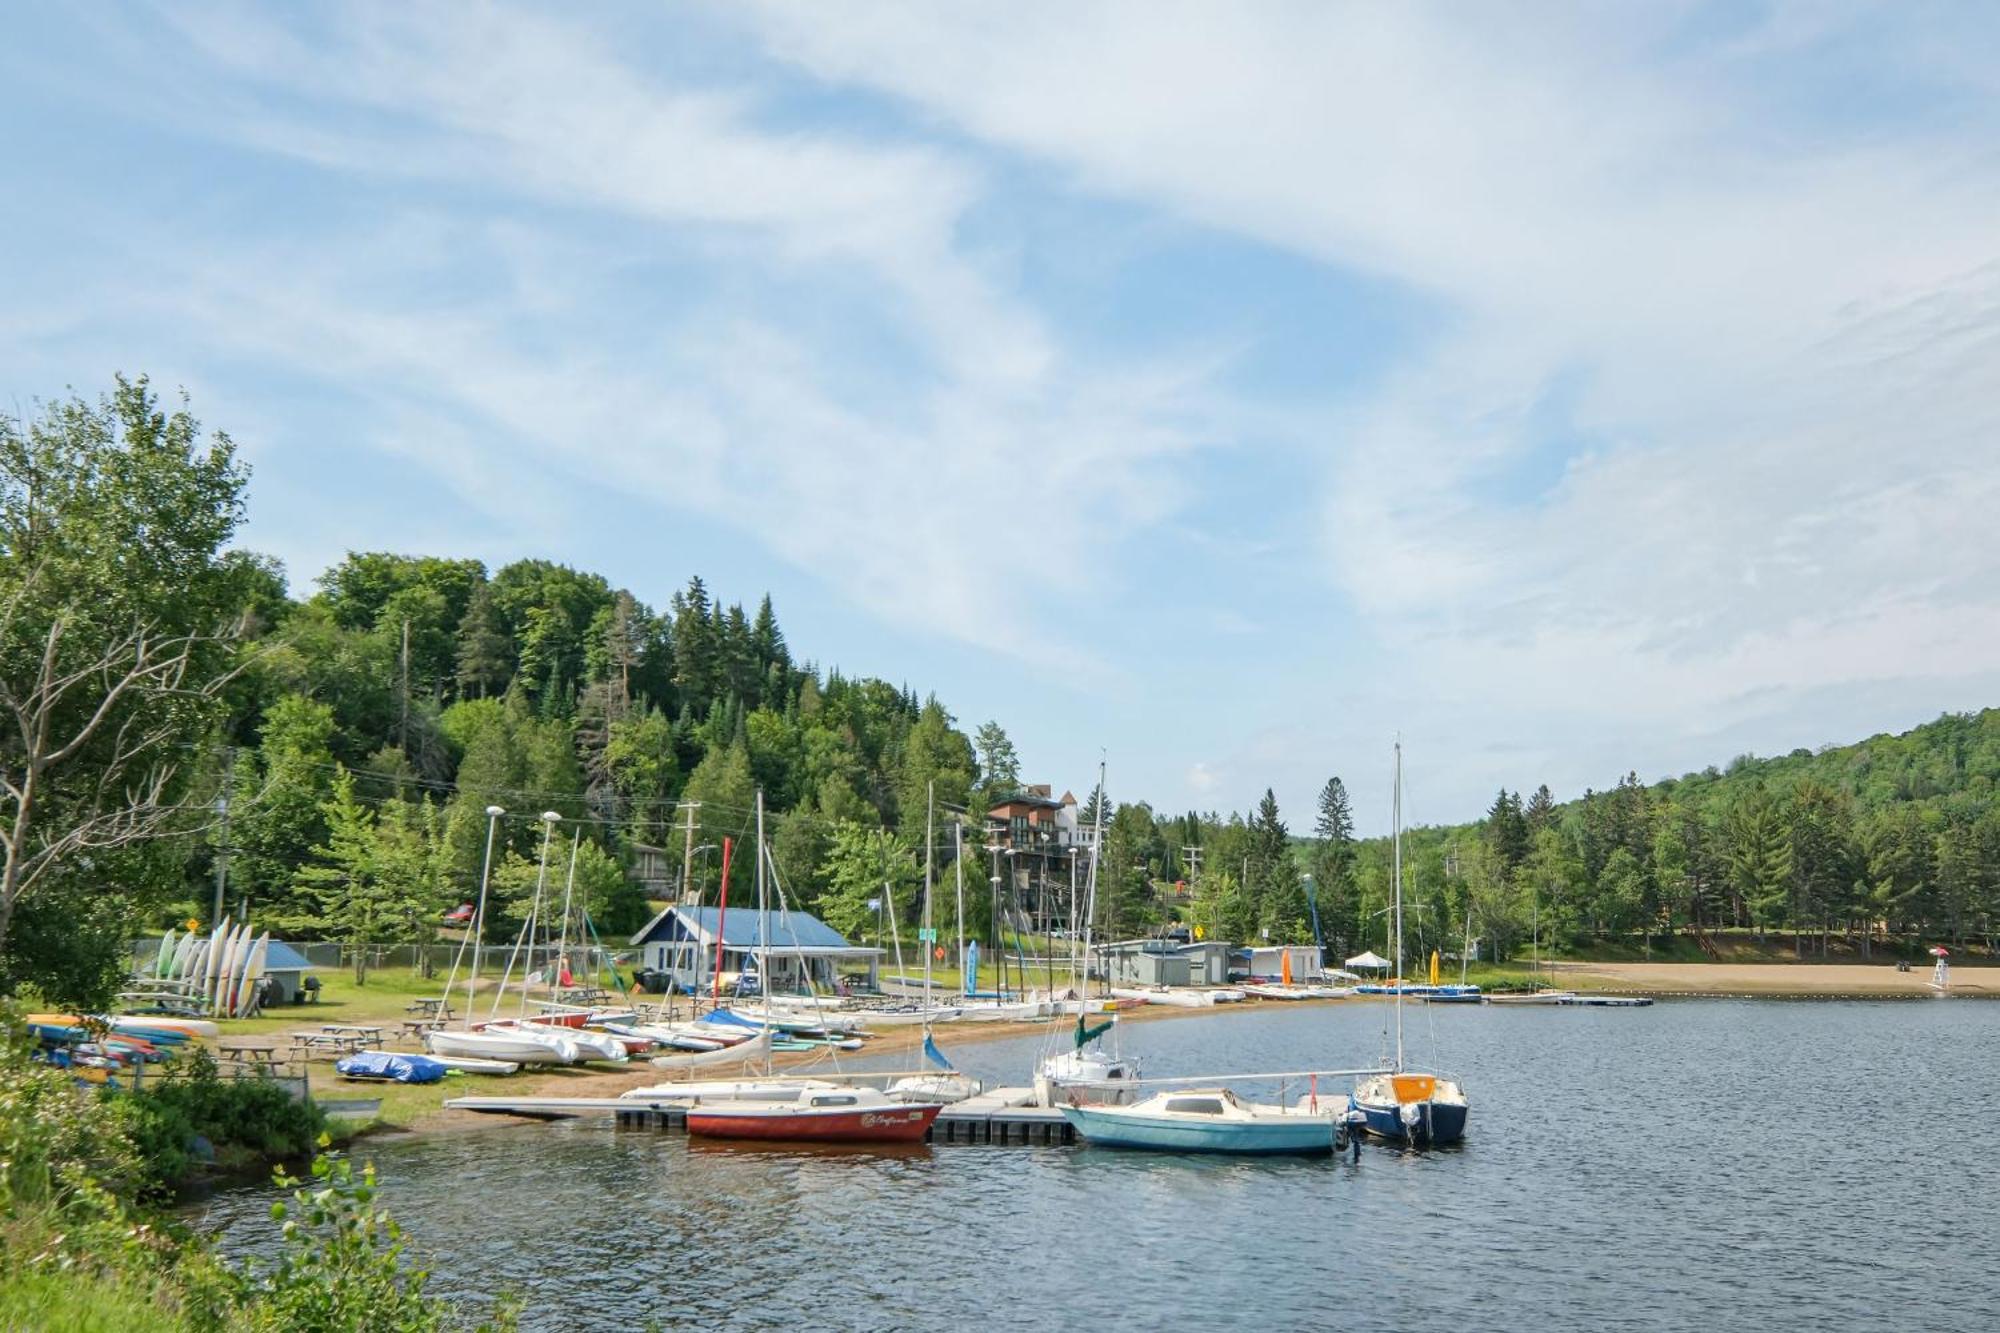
986,784,1088,935
628,904,881,995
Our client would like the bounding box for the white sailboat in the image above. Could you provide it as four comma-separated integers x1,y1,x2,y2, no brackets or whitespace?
1036,760,1140,1107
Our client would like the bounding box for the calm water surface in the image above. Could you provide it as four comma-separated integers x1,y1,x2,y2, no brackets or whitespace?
199,1000,2000,1331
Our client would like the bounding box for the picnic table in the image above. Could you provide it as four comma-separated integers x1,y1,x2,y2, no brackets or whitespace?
320,1024,384,1044
289,1033,364,1061
398,1018,446,1044
405,997,454,1020
220,1042,285,1074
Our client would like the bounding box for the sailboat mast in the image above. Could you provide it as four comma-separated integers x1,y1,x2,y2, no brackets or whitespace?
466,804,503,1025
923,780,935,1026
1393,742,1404,1069
756,788,771,1074
554,832,581,994
755,788,767,999
1081,758,1106,997
954,821,966,989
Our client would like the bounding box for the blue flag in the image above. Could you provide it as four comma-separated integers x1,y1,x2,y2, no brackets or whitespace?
965,941,980,994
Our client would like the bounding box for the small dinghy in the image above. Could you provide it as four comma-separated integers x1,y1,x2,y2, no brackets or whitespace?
426,1027,578,1066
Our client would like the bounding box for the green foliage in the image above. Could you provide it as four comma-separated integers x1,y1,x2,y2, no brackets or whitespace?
0,377,248,981
235,1148,516,1332
125,1048,325,1199
815,823,921,941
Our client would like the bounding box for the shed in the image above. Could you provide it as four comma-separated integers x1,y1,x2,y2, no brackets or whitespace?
628,905,880,996
1244,944,1323,983
1173,940,1235,985
261,941,319,1005
1100,939,1192,987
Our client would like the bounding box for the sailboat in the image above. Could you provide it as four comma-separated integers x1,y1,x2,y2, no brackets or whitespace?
1061,1086,1353,1156
887,784,980,1104
1035,760,1139,1106
1349,742,1470,1145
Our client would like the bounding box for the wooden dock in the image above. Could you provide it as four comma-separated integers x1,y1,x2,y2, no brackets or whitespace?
446,1087,1076,1145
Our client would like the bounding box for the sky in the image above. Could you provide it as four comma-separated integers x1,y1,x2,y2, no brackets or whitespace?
5,2,1999,834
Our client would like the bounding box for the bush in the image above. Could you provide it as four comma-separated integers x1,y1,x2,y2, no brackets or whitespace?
230,1147,516,1332
126,1048,325,1196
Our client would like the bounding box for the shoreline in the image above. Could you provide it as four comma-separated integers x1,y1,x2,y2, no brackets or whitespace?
376,964,1993,1138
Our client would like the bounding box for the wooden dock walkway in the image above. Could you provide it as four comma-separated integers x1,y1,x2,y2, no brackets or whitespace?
446,1087,1076,1145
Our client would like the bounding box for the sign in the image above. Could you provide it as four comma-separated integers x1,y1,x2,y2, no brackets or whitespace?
918,928,938,943
1193,925,1205,941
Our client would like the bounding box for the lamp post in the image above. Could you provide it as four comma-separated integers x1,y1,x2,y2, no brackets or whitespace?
531,811,561,997
466,804,505,1019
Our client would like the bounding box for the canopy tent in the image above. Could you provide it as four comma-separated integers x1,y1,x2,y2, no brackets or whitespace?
1344,950,1392,972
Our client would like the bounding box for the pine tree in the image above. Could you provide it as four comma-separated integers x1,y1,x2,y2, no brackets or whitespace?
974,721,1022,804
454,582,513,699
1525,784,1557,833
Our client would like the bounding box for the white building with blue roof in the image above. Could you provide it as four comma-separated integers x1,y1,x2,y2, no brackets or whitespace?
628,905,880,995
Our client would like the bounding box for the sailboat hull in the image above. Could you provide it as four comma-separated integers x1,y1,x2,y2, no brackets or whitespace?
1349,1094,1468,1146
685,1102,941,1143
1061,1105,1348,1155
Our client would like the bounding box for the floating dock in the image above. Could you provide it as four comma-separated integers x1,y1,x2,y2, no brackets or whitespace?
446,1087,1077,1145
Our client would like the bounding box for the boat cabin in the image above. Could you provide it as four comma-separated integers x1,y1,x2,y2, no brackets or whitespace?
627,905,881,996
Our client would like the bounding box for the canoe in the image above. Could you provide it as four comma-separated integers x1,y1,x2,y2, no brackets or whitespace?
685,1088,942,1143
424,1054,520,1075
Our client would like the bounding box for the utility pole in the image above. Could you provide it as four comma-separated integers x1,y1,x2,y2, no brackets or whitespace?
212,747,234,925
398,618,411,755
1182,843,1205,937
677,800,701,904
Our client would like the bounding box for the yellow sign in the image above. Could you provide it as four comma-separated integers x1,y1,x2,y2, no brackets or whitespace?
185,917,201,932
1193,925,1205,941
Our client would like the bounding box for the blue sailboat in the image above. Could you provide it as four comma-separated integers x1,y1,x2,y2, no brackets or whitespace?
1350,742,1470,1146
1061,1088,1353,1156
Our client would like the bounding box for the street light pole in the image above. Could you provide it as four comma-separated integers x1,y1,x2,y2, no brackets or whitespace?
467,804,504,1022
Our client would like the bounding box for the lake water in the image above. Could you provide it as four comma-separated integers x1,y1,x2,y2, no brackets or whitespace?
196,999,2000,1331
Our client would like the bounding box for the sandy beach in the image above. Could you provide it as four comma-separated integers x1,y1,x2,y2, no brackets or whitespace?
1553,960,1996,997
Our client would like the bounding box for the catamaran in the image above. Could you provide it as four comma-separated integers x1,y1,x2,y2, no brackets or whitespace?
1349,742,1470,1146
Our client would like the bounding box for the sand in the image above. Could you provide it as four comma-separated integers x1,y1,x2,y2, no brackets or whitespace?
1552,959,1995,997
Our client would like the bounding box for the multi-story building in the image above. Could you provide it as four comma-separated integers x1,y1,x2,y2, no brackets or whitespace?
985,784,1091,934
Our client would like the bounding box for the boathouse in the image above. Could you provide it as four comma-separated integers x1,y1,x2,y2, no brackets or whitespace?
1099,939,1192,986
627,905,880,995
1243,944,1323,983
1173,940,1235,985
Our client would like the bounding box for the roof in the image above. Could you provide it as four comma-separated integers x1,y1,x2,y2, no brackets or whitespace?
989,792,1064,813
629,904,872,955
264,941,315,971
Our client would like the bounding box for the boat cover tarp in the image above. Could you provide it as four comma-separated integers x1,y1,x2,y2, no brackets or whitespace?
335,1051,448,1084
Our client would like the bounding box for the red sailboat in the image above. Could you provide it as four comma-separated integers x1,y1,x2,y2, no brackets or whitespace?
685,1088,942,1144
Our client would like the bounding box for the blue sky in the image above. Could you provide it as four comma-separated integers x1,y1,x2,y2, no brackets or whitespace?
6,2,2000,833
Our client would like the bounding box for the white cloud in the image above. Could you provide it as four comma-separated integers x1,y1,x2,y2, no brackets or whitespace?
108,5,1233,671
732,1,2000,812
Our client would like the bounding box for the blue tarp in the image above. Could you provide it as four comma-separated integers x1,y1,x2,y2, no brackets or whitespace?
335,1051,448,1084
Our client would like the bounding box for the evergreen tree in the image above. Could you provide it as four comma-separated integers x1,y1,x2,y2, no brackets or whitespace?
454,583,513,699
974,721,1022,804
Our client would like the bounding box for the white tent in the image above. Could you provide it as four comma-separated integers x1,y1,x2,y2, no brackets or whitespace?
1344,950,1391,972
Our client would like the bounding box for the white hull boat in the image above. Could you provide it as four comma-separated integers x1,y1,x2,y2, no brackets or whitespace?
426,1028,579,1066
620,1076,842,1103
648,1030,773,1070
1111,987,1211,1008
958,1000,1047,1022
